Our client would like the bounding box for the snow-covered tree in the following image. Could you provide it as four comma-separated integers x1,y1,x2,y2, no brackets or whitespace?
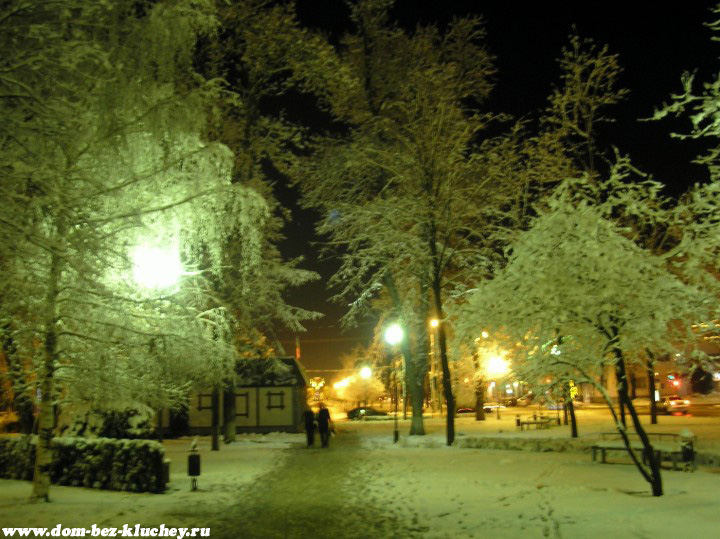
195,0,329,349
297,0,554,444
457,168,719,497
0,0,283,501
337,374,385,407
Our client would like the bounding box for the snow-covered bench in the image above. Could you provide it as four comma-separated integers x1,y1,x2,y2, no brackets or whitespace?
516,417,551,430
591,432,696,470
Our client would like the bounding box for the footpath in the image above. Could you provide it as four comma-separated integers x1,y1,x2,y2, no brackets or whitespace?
188,429,422,539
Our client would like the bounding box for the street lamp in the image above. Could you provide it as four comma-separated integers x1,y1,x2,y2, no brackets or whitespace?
384,323,404,443
384,323,404,346
131,242,183,289
129,240,185,444
359,366,372,379
486,354,509,419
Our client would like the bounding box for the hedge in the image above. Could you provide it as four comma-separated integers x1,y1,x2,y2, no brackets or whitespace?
0,435,167,492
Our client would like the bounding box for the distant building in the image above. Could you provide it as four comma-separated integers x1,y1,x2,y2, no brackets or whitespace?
159,357,310,435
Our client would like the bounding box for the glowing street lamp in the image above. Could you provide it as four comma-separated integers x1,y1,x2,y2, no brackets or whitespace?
359,366,372,379
131,243,183,289
384,323,404,346
486,355,509,378
485,354,509,419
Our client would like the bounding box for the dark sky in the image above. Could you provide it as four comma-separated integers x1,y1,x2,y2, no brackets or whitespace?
276,2,718,377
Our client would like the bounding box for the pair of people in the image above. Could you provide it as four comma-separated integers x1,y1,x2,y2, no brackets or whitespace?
303,403,333,448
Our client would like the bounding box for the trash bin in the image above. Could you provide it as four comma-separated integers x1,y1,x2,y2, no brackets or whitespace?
188,437,200,491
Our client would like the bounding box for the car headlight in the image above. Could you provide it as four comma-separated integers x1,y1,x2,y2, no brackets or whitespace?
684,400,690,405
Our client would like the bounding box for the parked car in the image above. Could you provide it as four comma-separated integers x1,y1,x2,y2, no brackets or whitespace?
545,400,564,410
456,407,475,414
502,397,518,407
481,403,506,413
347,407,389,420
516,396,532,407
659,395,690,414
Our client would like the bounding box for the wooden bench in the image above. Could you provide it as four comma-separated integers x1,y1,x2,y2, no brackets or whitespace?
591,441,651,463
591,432,696,470
516,418,551,430
539,415,561,427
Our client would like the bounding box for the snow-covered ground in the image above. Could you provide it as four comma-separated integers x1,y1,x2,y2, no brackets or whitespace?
1,405,719,538
343,409,720,538
0,433,300,531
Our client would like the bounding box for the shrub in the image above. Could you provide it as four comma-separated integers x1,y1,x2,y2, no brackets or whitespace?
0,435,167,492
59,406,155,440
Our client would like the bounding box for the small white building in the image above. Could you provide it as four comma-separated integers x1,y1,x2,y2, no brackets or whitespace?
161,357,310,435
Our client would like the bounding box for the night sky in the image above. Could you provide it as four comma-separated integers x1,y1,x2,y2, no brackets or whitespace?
276,2,718,377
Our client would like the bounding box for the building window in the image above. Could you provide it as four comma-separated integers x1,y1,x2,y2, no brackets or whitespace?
236,392,250,417
266,391,285,410
197,393,213,411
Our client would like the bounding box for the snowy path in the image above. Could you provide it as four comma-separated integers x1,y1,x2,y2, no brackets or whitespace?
3,414,719,538
186,428,424,539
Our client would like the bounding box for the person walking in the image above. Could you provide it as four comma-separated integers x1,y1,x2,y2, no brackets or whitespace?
303,408,316,448
317,403,332,448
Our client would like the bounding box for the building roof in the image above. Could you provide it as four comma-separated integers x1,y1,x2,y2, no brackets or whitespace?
235,357,309,388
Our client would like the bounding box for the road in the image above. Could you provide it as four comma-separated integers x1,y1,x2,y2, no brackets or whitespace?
195,429,422,539
631,402,720,417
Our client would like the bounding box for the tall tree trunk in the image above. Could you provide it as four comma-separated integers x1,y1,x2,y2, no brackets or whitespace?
646,352,657,425
566,382,578,438
567,398,578,438
156,408,163,442
615,350,663,496
408,281,431,435
616,367,626,428
431,278,454,446
384,273,426,435
211,386,220,451
223,382,236,444
407,319,428,435
31,248,62,502
475,381,486,421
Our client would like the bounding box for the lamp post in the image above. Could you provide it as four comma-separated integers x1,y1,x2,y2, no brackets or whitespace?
384,323,404,443
486,354,509,420
131,241,185,444
429,319,442,414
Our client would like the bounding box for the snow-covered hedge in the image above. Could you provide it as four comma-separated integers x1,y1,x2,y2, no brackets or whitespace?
0,435,167,492
58,406,156,440
457,435,720,468
457,436,591,453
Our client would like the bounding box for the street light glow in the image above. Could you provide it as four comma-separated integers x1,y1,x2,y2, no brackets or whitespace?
486,355,509,378
430,319,439,328
384,323,404,345
132,243,183,289
359,366,372,379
